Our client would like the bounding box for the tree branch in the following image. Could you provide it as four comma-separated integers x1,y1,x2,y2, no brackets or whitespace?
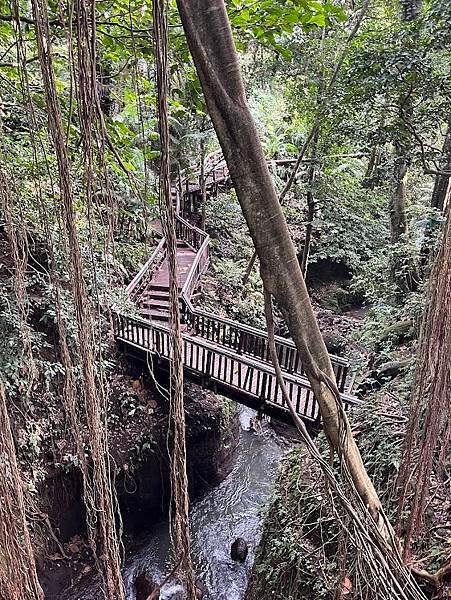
0,12,60,25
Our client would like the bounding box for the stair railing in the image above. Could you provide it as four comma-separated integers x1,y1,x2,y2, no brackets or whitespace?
126,237,166,302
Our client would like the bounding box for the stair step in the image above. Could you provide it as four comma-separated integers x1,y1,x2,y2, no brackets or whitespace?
147,283,170,292
149,283,182,291
140,299,171,311
140,308,170,322
140,290,168,301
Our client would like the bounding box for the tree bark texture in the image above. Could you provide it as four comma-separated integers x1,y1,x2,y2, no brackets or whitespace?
176,0,388,532
396,209,451,554
0,386,44,600
431,126,451,212
390,154,408,243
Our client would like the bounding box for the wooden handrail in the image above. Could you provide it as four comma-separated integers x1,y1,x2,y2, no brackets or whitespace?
183,297,349,365
181,298,351,392
113,311,361,424
181,236,210,300
115,312,357,400
126,237,166,299
124,209,353,393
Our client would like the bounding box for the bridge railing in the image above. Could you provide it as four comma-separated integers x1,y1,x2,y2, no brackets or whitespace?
119,173,356,421
171,216,352,393
180,303,350,392
125,214,208,305
175,214,209,252
112,311,360,423
126,237,166,301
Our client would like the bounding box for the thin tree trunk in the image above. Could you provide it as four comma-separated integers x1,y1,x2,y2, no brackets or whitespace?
300,128,320,277
301,172,315,277
365,146,378,180
390,154,408,243
431,126,451,212
242,251,257,287
363,145,381,186
389,0,422,244
176,0,391,538
177,163,183,215
200,137,207,230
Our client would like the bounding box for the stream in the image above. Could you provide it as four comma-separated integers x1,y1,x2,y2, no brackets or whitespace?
66,406,286,600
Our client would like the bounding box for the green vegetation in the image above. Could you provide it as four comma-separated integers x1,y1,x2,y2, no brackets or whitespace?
0,0,449,597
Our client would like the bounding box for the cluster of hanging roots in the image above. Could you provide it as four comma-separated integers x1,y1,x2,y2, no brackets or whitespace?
396,210,451,559
153,0,197,596
0,0,196,597
30,0,126,596
1,0,448,599
0,386,45,600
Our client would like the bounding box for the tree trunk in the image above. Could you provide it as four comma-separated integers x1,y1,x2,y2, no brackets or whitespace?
176,0,389,536
300,129,320,277
390,154,408,243
200,137,207,230
396,209,451,556
300,168,315,277
362,145,381,187
431,126,451,212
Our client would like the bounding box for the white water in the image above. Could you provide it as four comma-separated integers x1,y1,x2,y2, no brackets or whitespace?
65,407,286,600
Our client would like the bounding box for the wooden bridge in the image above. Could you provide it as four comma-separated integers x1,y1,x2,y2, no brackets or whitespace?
113,154,360,425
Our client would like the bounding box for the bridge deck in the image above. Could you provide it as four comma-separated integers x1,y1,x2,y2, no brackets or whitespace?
113,154,361,425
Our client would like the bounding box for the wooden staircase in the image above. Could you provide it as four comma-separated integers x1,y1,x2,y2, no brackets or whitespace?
137,241,196,324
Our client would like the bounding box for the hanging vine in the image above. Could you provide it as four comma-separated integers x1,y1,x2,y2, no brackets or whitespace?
262,288,427,600
0,385,44,600
29,0,125,596
153,0,197,596
0,167,37,402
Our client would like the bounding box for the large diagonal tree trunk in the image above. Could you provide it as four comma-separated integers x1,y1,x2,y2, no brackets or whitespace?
175,0,389,535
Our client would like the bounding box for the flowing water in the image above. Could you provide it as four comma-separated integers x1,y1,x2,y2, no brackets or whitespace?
65,406,286,600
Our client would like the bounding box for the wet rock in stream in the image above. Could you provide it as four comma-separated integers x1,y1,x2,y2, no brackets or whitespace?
231,538,249,563
134,572,158,599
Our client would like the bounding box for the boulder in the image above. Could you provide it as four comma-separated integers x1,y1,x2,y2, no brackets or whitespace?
195,579,207,599
231,537,248,562
134,572,158,600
